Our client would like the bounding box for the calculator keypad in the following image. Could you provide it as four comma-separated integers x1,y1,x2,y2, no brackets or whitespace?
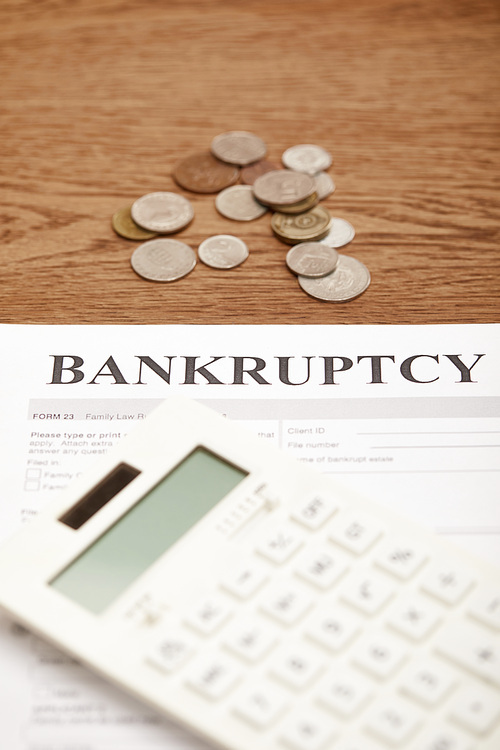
142,488,500,750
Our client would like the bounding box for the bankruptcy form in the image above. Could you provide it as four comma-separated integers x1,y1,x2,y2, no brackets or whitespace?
0,323,499,750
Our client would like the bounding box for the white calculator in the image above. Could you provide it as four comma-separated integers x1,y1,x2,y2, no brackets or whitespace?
0,396,499,750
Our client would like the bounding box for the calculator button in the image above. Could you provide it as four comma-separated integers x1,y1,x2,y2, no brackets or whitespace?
353,630,407,679
375,537,428,580
305,605,361,653
387,594,442,641
468,586,500,631
220,560,268,600
448,684,500,736
291,493,338,530
316,665,372,718
364,695,421,745
435,620,500,687
184,596,232,635
186,653,241,700
410,723,473,750
269,641,323,691
224,619,277,663
340,570,394,616
399,657,457,706
295,546,349,590
279,707,336,750
260,584,313,626
232,681,288,728
329,512,383,555
256,525,304,565
145,629,194,674
421,563,475,605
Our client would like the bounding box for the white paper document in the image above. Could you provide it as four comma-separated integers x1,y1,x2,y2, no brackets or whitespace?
0,323,499,749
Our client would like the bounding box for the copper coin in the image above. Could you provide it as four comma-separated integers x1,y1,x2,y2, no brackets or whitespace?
240,160,279,185
173,151,239,194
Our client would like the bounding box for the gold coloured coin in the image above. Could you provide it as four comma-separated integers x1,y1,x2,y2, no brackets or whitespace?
271,205,332,244
111,206,157,241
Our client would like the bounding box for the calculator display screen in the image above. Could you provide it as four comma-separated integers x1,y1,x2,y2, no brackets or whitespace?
50,448,247,614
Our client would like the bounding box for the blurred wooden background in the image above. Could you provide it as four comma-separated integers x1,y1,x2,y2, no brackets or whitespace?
1,0,498,324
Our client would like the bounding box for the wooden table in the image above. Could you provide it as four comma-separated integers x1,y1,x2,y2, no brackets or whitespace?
1,0,499,325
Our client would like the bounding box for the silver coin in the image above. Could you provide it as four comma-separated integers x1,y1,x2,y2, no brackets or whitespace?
298,254,370,302
252,170,316,207
320,217,356,248
131,238,196,282
215,185,268,221
313,171,336,200
210,131,267,166
131,192,194,234
286,242,339,278
198,235,249,269
282,144,332,175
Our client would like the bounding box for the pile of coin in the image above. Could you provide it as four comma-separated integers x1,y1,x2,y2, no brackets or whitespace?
111,130,370,302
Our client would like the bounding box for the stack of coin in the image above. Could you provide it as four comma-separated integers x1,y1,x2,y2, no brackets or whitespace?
284,240,370,302
109,129,370,301
271,205,333,245
298,255,371,302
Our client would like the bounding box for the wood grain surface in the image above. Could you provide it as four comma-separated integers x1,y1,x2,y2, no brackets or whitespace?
1,0,499,325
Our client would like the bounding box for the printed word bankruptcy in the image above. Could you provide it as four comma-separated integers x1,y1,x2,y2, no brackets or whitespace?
48,353,486,386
